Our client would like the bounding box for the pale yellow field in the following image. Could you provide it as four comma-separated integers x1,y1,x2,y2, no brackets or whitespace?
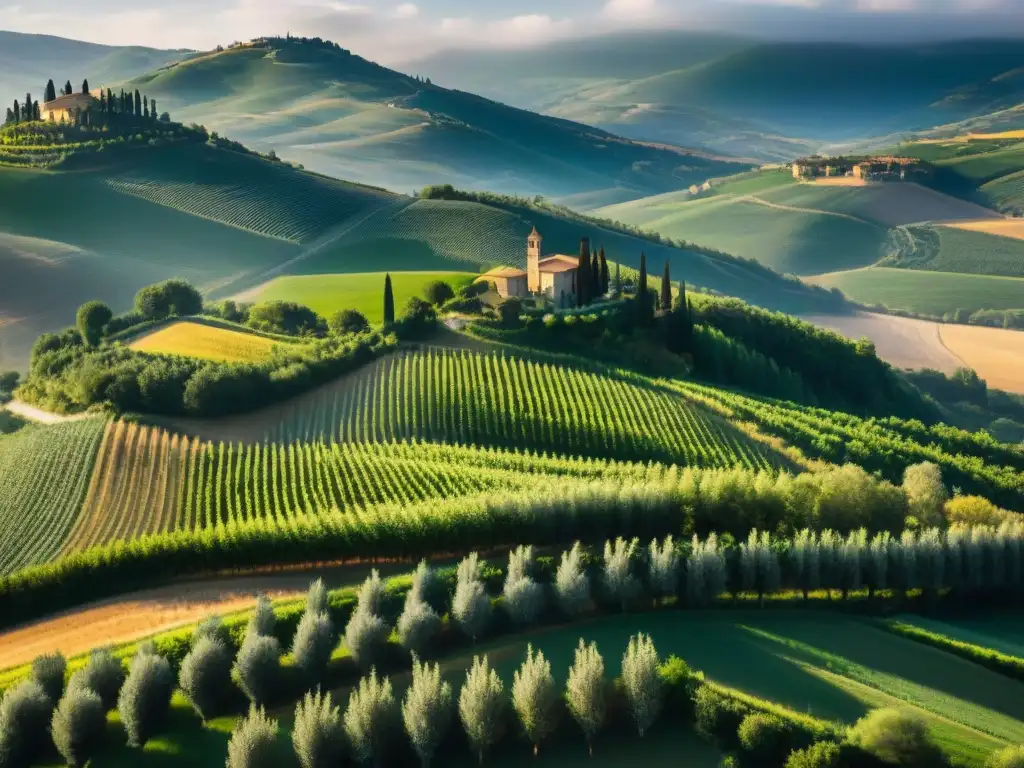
943,219,1024,241
810,177,868,187
939,324,1024,394
129,320,283,363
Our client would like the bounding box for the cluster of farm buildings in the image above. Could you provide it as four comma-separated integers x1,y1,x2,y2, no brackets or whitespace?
38,90,104,123
792,155,924,181
489,228,580,303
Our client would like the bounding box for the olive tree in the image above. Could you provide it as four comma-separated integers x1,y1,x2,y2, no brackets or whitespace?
292,611,337,688
226,705,279,768
179,636,233,721
51,687,106,767
344,668,399,766
67,649,125,711
0,680,52,768
31,651,66,703
293,690,345,768
234,635,282,708
118,650,173,747
247,595,276,638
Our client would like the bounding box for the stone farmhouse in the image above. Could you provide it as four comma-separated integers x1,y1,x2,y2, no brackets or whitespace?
40,89,102,123
490,228,579,305
792,155,923,181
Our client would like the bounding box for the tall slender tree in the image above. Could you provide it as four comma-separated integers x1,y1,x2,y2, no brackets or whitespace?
660,262,671,312
64,80,73,96
151,99,158,120
13,100,20,123
576,238,591,307
590,250,601,299
82,79,90,94
4,107,13,125
25,94,32,120
383,274,395,325
33,100,40,120
637,252,652,325
44,80,56,103
134,90,142,117
107,89,114,114
599,247,609,294
144,96,150,118
612,262,621,298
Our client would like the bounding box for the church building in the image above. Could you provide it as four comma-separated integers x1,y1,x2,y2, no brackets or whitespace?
489,228,579,305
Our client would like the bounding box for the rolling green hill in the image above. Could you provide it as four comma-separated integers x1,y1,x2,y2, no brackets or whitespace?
414,34,1024,162
0,31,191,101
122,36,748,199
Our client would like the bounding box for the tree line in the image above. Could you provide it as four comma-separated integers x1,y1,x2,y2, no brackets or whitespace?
5,76,164,128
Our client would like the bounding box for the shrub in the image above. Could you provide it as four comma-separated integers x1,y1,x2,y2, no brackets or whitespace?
356,569,386,615
0,680,52,767
658,656,701,723
459,656,506,766
988,746,1024,768
694,686,747,749
566,640,606,755
292,612,337,688
512,645,558,756
621,633,663,737
51,687,106,767
135,279,203,321
786,741,843,768
498,297,523,327
247,595,276,638
76,301,113,347
226,705,279,768
178,636,233,721
555,542,590,616
344,668,399,766
118,651,173,748
329,309,370,335
903,463,948,527
293,690,345,768
234,635,281,708
247,301,325,337
194,614,229,646
423,280,456,307
31,651,66,703
848,709,945,767
402,657,453,767
738,713,793,765
503,545,545,626
306,579,329,617
343,608,389,672
604,538,640,611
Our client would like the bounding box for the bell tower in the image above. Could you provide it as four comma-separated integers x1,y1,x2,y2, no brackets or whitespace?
527,226,542,293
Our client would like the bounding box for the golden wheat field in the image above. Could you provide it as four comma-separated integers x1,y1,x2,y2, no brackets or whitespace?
938,324,1024,394
128,320,283,362
944,219,1024,242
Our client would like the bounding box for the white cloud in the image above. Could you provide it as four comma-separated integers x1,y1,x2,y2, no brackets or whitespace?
392,2,418,19
602,0,663,21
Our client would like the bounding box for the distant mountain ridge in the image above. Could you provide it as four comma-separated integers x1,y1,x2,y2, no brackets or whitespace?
412,33,1024,162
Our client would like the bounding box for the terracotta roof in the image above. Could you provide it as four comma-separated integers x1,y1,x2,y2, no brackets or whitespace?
539,255,577,266
42,92,97,110
488,267,528,279
538,259,577,274
529,226,541,238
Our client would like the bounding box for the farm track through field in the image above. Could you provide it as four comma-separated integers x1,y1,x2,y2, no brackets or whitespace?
740,195,875,225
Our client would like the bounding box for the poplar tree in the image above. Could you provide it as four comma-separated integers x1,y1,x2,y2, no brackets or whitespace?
603,537,640,612
344,668,398,766
383,274,395,325
555,542,590,616
503,545,544,626
292,690,344,768
621,634,662,737
648,536,680,604
453,553,491,642
459,656,506,766
565,640,605,755
511,645,558,757
402,657,453,767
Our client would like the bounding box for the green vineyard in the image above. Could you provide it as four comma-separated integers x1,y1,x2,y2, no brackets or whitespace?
64,423,684,553
0,419,106,575
105,147,398,243
224,348,784,468
672,381,1024,510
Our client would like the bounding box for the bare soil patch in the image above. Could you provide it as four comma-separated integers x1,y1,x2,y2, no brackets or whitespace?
939,324,1024,394
810,177,868,187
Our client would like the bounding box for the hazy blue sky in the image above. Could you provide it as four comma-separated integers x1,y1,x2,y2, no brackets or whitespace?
2,0,1022,61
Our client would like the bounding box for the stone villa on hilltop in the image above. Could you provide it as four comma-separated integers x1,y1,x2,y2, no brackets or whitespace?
489,228,579,303
792,155,923,182
39,89,103,123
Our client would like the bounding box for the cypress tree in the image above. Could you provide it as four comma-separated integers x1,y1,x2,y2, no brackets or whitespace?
637,253,652,326
13,100,20,122
4,107,13,125
25,94,32,119
599,247,609,294
64,80,73,96
33,100,40,120
134,90,142,116
151,99,158,120
45,80,56,103
638,253,648,299
383,274,395,325
82,79,90,94
590,251,601,299
660,262,671,312
576,238,591,307
612,262,621,298
144,96,149,119
107,89,114,114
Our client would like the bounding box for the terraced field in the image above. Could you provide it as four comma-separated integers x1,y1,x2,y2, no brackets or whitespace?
0,419,106,575
250,271,476,324
128,320,288,362
64,423,685,554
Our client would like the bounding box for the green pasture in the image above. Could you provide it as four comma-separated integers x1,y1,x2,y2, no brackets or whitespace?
808,267,1024,315
250,271,476,324
890,614,1024,659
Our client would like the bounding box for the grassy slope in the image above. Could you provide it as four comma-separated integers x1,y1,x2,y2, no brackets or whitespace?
130,41,748,199
251,271,476,324
808,268,1024,315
